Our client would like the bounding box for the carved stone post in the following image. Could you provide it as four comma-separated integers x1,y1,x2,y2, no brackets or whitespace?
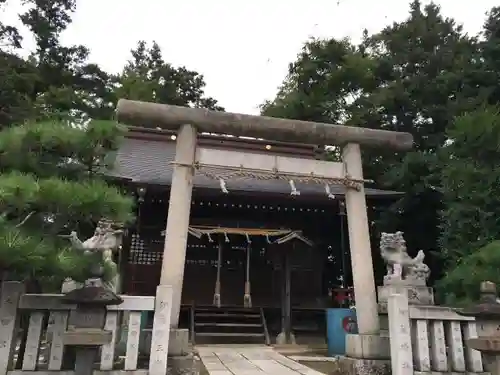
160,124,197,327
342,143,379,334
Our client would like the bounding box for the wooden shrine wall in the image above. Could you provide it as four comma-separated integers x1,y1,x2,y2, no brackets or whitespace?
124,231,326,308
123,192,341,307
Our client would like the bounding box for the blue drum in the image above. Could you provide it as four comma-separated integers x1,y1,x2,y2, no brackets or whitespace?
326,308,358,356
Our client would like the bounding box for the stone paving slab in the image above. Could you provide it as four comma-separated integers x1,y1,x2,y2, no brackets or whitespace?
197,346,325,375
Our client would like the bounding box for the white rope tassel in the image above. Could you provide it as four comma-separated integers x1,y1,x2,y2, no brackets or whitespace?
289,180,300,196
207,233,214,242
325,184,335,199
245,233,251,244
219,178,229,193
265,234,271,244
224,232,230,243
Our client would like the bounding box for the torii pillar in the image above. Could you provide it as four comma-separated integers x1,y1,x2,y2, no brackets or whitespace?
159,124,197,328
116,100,412,364
342,143,379,334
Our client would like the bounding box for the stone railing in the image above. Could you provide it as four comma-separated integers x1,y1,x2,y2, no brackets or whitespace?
387,290,486,375
0,281,172,375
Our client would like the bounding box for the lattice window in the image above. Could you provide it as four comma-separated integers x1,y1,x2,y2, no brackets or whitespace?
128,234,163,265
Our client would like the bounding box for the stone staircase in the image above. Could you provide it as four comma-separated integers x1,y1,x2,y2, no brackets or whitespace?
191,306,270,345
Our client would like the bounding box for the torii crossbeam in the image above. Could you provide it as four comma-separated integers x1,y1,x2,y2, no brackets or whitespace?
117,99,413,150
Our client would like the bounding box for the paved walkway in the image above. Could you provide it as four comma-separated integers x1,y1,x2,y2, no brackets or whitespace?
196,346,325,375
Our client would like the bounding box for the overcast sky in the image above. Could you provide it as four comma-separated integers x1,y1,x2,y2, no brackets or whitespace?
2,0,498,114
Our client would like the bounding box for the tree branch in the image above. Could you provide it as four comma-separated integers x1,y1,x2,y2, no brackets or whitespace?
16,211,35,228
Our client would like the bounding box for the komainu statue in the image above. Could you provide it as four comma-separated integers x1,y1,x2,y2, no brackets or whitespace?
62,219,123,292
380,231,430,285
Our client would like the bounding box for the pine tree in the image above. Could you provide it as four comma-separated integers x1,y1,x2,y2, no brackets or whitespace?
0,118,134,290
116,41,223,110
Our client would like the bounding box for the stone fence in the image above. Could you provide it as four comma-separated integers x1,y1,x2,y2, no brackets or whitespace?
0,281,194,375
387,290,487,375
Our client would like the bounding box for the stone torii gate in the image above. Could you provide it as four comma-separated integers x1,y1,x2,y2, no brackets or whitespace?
116,99,413,346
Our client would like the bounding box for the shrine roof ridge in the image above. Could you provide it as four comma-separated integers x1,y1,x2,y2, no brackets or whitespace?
108,137,402,199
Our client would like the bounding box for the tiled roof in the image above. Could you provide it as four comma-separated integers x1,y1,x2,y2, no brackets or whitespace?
109,138,401,199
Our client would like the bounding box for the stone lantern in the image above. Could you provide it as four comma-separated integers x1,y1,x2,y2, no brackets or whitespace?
457,281,500,374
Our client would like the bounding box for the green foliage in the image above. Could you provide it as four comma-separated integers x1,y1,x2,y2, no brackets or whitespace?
478,7,500,105
437,241,500,306
0,52,39,126
0,119,125,178
0,0,224,288
439,107,500,268
263,0,477,281
349,2,481,259
262,0,500,290
262,37,374,123
3,0,500,298
0,2,222,129
0,119,134,287
116,41,223,110
0,172,134,224
0,217,94,283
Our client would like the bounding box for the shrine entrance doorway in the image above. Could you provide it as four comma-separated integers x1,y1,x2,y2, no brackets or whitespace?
181,226,315,309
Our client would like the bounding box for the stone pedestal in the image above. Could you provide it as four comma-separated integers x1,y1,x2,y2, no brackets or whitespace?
169,328,190,356
333,334,391,375
142,328,190,356
345,334,390,359
377,279,434,338
377,281,434,308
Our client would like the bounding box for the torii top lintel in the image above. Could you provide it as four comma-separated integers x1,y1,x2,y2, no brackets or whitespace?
116,99,414,150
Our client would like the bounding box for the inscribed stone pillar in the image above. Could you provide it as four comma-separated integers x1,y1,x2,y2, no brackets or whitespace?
160,124,197,327
387,292,413,374
342,143,379,334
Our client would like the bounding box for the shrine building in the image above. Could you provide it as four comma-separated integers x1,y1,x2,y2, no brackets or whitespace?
109,126,400,344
